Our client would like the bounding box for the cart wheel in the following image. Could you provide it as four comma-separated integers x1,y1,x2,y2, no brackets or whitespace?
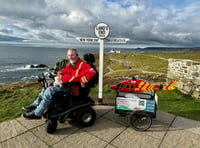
76,107,96,127
128,110,152,131
46,118,58,134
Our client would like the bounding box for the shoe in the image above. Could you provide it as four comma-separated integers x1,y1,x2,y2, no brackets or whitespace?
22,105,36,111
22,111,41,120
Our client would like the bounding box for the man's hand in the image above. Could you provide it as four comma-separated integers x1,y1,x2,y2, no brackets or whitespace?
54,76,62,87
81,82,85,88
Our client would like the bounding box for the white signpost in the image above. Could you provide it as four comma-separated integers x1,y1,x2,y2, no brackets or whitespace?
95,23,109,103
76,23,129,103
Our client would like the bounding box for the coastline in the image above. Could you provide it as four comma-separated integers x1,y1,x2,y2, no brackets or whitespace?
1,50,200,86
1,50,200,123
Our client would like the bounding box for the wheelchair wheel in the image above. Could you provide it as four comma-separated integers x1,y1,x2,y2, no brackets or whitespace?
128,110,152,131
45,118,58,134
76,107,96,127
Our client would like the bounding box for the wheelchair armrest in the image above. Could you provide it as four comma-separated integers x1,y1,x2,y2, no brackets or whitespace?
61,82,80,93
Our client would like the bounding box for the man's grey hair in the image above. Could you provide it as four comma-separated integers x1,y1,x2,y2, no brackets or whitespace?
68,48,78,56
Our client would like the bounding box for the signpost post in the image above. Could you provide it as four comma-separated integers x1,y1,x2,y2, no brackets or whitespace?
94,23,110,103
76,22,129,103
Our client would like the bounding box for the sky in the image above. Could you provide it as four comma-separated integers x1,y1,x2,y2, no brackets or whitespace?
0,0,200,48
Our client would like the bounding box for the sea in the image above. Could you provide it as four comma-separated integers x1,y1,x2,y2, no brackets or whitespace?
0,43,197,85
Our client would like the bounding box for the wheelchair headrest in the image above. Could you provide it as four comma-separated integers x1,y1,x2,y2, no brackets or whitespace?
83,53,95,64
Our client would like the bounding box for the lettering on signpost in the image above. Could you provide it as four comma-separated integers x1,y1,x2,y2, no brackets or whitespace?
76,37,130,43
76,37,99,43
105,38,130,43
95,23,110,39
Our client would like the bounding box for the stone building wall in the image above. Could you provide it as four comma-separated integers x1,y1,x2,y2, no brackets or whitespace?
167,59,200,100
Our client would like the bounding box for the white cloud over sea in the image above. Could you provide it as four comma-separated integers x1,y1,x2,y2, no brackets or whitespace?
0,0,200,47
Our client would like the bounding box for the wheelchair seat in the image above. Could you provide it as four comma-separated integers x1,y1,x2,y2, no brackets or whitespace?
51,84,94,108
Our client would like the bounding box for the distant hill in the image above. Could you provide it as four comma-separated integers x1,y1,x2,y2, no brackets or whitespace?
139,47,200,52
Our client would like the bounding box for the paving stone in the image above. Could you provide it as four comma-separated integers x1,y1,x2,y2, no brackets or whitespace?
93,105,114,118
186,127,200,136
16,117,45,130
171,116,200,130
156,110,176,125
84,117,126,143
145,120,168,140
103,109,129,126
1,105,200,148
0,119,27,142
52,129,107,148
160,130,200,148
169,116,200,136
111,127,160,148
31,122,79,145
1,132,48,148
104,109,168,140
104,144,117,148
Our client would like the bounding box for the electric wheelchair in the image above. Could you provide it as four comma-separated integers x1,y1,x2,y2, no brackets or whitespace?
37,53,98,134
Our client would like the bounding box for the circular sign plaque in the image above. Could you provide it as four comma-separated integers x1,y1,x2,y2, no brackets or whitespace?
95,23,110,39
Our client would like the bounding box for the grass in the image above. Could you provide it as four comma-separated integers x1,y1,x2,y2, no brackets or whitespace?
110,61,127,71
0,51,200,123
0,82,41,122
110,52,168,73
144,51,200,61
157,89,200,121
101,51,200,78
90,84,116,99
1,82,200,123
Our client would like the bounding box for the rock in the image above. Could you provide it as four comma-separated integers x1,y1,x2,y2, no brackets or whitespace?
34,64,48,68
24,64,48,69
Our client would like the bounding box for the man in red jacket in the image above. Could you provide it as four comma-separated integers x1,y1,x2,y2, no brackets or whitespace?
23,48,97,119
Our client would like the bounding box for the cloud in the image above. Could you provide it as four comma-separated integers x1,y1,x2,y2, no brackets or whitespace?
0,0,47,20
0,28,13,34
0,34,25,42
0,0,200,47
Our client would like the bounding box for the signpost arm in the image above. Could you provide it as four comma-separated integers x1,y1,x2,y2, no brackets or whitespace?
98,39,104,102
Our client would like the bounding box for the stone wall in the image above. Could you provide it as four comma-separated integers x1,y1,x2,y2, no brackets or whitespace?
167,59,200,100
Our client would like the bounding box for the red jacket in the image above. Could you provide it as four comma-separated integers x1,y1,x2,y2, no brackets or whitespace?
59,58,97,95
